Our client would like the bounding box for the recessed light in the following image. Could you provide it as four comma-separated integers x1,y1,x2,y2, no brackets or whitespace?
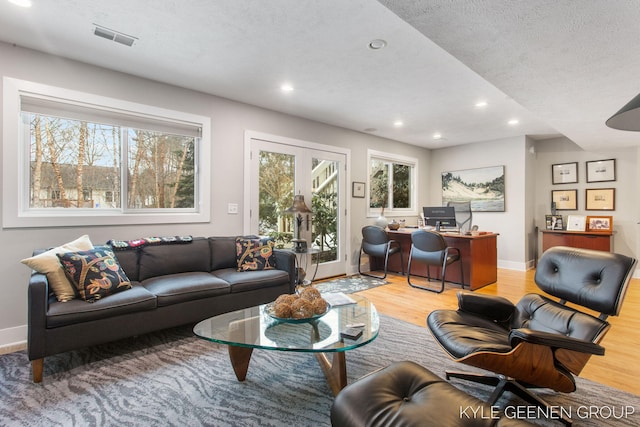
508,119,519,125
368,39,387,50
475,101,488,108
393,120,404,127
8,0,32,7
433,133,442,140
280,83,294,93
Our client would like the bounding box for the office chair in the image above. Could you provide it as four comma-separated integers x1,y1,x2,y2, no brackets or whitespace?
427,246,636,426
358,225,404,279
446,201,472,232
407,230,463,293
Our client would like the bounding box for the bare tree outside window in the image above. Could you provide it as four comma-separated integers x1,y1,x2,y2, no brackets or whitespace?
27,113,196,210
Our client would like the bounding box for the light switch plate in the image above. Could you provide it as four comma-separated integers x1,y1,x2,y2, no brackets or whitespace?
228,203,238,214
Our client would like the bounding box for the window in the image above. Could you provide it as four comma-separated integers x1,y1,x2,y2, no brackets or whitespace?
367,149,417,216
3,77,211,228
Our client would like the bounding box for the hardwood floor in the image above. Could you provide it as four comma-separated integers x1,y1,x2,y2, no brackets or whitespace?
352,269,640,395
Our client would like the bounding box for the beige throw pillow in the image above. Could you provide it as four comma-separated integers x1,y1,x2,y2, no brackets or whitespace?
21,235,94,302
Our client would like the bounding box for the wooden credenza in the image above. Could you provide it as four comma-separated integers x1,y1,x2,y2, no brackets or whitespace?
540,230,613,252
370,229,499,290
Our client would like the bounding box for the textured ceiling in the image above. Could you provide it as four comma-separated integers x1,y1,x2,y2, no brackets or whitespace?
0,0,637,150
380,0,640,150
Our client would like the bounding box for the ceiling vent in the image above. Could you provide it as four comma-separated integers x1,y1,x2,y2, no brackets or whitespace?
93,24,137,47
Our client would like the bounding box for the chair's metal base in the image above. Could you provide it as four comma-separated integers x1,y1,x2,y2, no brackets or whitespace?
360,269,388,280
446,371,572,426
358,243,404,280
407,261,464,294
407,275,445,293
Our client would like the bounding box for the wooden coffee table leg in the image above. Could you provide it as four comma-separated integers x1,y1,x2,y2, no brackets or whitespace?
228,345,253,381
315,352,347,396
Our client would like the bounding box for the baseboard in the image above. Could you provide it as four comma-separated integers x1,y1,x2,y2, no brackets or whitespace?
0,324,27,354
497,259,529,271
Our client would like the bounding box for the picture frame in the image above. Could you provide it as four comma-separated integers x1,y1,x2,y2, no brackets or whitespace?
566,215,586,231
586,215,613,232
585,188,615,210
545,214,563,230
551,189,577,210
551,162,578,184
441,165,505,212
586,159,616,183
352,181,365,198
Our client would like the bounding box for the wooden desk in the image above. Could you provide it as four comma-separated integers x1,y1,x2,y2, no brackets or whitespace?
370,229,499,290
540,230,612,252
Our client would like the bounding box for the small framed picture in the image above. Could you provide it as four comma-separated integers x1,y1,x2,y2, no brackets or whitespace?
352,181,365,198
552,162,578,184
586,159,616,183
545,214,563,230
551,189,578,210
586,215,613,232
566,215,586,231
586,188,615,210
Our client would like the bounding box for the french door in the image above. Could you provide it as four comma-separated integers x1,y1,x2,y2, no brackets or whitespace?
246,134,347,279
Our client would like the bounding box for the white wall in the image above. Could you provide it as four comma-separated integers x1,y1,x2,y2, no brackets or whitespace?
533,137,639,259
0,42,430,346
430,136,531,270
3,42,637,349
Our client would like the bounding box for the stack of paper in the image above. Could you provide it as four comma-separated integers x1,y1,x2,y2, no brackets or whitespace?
321,292,356,306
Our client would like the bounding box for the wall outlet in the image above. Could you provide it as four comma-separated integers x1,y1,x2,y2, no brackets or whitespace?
228,203,238,214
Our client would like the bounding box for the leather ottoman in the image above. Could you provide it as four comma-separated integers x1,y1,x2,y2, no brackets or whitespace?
331,361,536,426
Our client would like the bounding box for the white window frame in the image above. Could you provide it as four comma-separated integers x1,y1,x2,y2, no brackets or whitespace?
2,77,211,228
367,149,418,217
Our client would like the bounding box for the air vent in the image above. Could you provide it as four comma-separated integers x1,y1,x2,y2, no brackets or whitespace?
93,24,137,47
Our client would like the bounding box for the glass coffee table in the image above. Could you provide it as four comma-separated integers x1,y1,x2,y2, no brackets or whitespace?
193,294,379,395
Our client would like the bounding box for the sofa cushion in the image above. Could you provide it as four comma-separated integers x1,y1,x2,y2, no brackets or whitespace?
138,237,211,281
109,247,139,282
21,234,94,302
142,272,230,307
235,237,277,271
57,246,132,303
209,235,258,270
46,283,156,328
213,268,289,293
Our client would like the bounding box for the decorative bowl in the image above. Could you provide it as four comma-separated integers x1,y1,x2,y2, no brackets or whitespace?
264,301,331,324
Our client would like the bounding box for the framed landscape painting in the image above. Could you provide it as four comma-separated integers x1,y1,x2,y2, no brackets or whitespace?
441,165,505,212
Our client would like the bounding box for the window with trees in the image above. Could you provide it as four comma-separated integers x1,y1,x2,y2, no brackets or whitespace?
2,78,211,227
367,150,417,216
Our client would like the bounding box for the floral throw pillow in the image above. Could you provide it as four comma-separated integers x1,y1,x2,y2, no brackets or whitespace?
57,246,132,302
235,237,277,272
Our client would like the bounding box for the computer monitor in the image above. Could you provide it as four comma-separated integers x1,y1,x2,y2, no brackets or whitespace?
423,206,457,228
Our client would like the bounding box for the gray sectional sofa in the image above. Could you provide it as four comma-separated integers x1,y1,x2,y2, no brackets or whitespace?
27,236,296,383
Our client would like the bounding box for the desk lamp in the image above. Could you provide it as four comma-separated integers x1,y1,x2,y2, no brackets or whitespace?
284,194,313,253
